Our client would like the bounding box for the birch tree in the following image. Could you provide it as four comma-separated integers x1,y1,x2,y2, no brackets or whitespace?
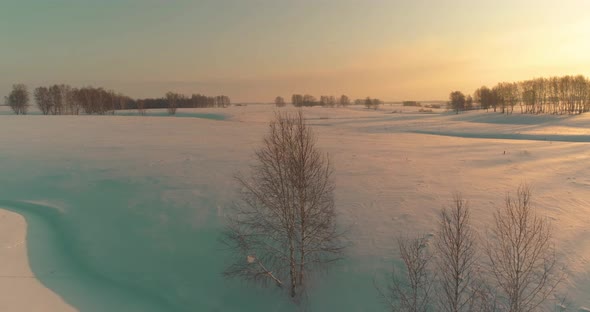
5,84,30,115
485,184,562,312
223,110,344,301
377,236,434,312
434,194,481,312
274,96,286,107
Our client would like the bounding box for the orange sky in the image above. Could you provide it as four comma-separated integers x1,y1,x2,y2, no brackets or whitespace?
1,0,590,102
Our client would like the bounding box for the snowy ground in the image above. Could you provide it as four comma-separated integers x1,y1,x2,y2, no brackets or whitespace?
0,210,76,311
0,104,589,311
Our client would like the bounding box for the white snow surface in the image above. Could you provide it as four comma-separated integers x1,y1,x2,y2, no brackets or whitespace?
0,104,589,310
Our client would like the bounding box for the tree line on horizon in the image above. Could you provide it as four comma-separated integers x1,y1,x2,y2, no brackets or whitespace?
274,94,382,110
3,83,231,115
449,75,590,115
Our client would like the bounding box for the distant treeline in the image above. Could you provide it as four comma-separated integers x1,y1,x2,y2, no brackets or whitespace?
450,75,590,115
143,93,231,111
3,83,231,115
274,94,382,109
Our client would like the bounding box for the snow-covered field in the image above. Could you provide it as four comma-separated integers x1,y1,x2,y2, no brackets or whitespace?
0,104,589,311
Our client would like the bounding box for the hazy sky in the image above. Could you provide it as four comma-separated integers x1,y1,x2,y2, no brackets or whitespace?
2,0,590,102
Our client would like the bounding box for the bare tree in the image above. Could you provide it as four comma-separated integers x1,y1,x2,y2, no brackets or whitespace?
61,85,78,115
5,84,30,115
66,87,80,115
49,84,63,115
474,86,493,112
166,92,179,115
217,95,231,107
34,86,52,115
373,98,382,110
377,235,434,312
291,94,303,107
318,95,337,107
302,94,317,106
485,184,562,312
339,95,350,107
434,194,481,312
136,99,146,116
274,96,286,107
328,96,336,107
365,97,373,109
449,91,466,114
223,110,344,301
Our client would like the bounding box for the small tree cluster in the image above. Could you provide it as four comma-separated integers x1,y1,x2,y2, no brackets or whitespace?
5,84,30,115
291,94,319,107
363,97,382,110
274,96,286,107
448,91,475,113
448,91,466,114
340,95,351,106
135,93,231,115
189,94,230,108
352,97,382,109
290,94,353,107
162,92,231,115
473,86,497,112
320,95,337,107
165,92,183,115
378,185,562,312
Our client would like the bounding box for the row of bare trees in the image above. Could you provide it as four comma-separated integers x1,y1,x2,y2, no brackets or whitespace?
162,93,231,113
377,186,562,312
3,84,231,115
145,93,231,115
274,96,287,107
359,97,382,110
135,93,231,115
4,84,130,115
4,83,133,115
466,75,590,114
290,94,328,107
35,85,132,115
285,94,381,109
